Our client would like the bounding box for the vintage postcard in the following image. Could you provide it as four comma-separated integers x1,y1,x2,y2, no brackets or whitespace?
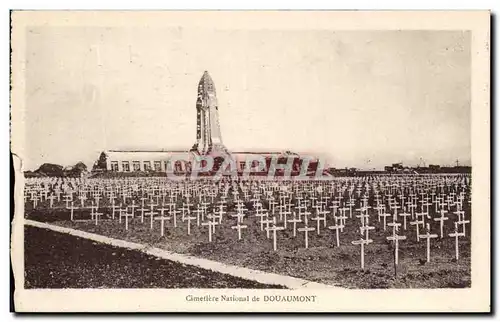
10,11,490,312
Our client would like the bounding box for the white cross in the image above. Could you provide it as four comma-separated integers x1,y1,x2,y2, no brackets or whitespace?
407,202,417,219
111,203,120,220
128,200,138,218
448,221,465,260
255,212,268,231
434,208,449,238
457,218,470,237
155,215,171,237
156,205,170,222
387,221,402,237
346,199,355,217
329,203,339,217
310,215,324,235
281,210,292,229
375,204,386,219
67,202,78,221
298,225,315,249
268,199,277,214
419,223,438,263
379,212,391,231
185,215,196,235
94,195,102,208
386,228,406,265
231,212,245,224
201,220,217,242
351,236,373,270
266,218,285,251
47,195,56,208
398,211,411,230
328,217,344,247
214,204,226,224
145,206,158,230
78,194,86,208
122,211,134,231
410,218,424,242
109,194,117,206
194,207,204,226
288,214,302,237
261,217,274,239
118,206,126,223
180,204,191,221
64,194,73,208
94,210,103,226
355,210,369,227
31,194,40,208
360,218,375,240
452,209,465,222
336,212,348,232
89,202,98,220
231,222,247,240
169,208,180,228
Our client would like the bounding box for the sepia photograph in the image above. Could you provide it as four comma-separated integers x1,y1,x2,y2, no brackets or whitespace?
10,10,490,312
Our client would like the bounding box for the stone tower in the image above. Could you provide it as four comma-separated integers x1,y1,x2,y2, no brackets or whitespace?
191,71,228,155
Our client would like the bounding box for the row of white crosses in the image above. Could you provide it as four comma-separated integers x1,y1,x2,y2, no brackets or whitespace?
26,177,470,220
25,175,471,267
26,175,472,218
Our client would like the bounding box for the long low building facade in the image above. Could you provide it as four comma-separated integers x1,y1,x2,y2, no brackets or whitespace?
94,149,322,176
95,150,191,173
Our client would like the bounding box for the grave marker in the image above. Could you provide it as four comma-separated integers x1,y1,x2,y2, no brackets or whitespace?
386,228,406,265
266,218,285,251
419,223,438,263
231,222,248,240
351,236,373,270
328,217,344,247
298,225,315,249
448,222,465,260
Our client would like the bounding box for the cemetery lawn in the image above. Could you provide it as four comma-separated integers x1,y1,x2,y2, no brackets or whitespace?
27,209,471,289
24,225,285,289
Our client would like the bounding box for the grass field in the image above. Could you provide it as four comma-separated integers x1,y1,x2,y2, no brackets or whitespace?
26,204,471,289
24,225,285,289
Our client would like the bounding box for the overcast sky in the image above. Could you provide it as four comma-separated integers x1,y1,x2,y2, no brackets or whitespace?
24,27,471,170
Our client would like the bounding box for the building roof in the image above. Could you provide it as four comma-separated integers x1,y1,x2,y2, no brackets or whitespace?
107,149,188,153
103,150,190,162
